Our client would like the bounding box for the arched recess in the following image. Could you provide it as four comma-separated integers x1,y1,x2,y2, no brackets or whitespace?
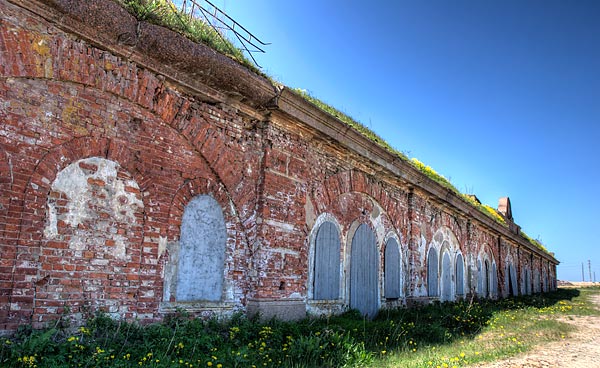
429,228,460,302
491,262,498,297
534,269,540,293
38,157,145,319
164,177,247,305
524,268,532,295
505,256,518,297
427,247,439,298
477,245,496,299
455,253,465,298
384,237,402,299
175,195,227,301
350,223,379,318
312,220,341,300
477,259,483,296
525,267,532,295
483,260,490,297
11,137,155,326
543,268,548,293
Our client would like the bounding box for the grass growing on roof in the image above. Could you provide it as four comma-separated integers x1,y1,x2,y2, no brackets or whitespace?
113,1,554,257
117,0,261,74
292,89,553,256
520,231,549,253
410,158,459,193
292,88,410,161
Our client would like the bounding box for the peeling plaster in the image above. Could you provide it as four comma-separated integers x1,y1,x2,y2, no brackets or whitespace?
44,157,143,260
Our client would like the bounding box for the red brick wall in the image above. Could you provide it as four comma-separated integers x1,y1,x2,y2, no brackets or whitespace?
0,0,557,331
0,0,262,330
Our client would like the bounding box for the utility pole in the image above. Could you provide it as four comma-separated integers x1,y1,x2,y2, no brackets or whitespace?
594,271,597,283
589,260,593,283
582,262,585,281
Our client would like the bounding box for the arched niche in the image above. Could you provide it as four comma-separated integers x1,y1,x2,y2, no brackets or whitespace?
175,194,227,302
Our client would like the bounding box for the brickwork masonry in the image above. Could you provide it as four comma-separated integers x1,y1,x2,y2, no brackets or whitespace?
0,0,557,332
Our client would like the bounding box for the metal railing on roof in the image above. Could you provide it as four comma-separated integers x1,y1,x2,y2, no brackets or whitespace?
175,0,269,67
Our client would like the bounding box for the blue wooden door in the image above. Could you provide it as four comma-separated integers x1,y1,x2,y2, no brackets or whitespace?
350,224,378,318
441,251,452,301
384,238,401,299
455,254,464,297
427,247,439,297
313,221,341,300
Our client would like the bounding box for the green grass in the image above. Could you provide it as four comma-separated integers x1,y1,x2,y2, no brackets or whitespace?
3,287,598,367
117,0,260,74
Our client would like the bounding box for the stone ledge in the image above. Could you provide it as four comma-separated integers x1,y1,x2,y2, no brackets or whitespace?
247,298,306,321
11,0,278,108
159,301,237,314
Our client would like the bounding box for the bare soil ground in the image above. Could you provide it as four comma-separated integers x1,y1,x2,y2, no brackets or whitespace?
475,291,600,368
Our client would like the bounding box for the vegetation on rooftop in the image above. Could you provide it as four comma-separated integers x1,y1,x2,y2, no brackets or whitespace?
520,231,549,253
114,0,552,257
292,88,410,162
117,0,261,74
410,158,458,193
291,90,550,256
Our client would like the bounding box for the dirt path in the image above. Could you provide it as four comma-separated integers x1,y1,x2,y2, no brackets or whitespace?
474,294,600,368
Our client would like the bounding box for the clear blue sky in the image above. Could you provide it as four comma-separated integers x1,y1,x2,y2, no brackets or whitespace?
201,0,600,281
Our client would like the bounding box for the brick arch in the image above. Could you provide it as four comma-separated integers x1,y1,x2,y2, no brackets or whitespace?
0,25,161,110
477,243,497,267
167,178,233,240
9,137,161,327
34,157,145,325
429,227,460,301
1,25,257,219
164,177,252,304
311,170,407,233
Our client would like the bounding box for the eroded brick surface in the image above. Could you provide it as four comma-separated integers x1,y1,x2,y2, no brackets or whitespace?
0,0,557,332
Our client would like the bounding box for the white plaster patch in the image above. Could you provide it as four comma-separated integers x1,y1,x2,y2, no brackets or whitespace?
44,157,143,260
158,236,168,257
264,219,295,232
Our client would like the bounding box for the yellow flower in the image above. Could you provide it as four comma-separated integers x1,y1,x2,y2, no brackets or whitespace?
207,362,213,367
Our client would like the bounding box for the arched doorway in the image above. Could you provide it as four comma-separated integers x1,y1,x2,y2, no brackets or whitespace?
427,247,439,297
350,224,378,318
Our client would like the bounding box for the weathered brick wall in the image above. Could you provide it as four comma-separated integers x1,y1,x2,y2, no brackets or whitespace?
0,0,558,332
0,0,266,330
